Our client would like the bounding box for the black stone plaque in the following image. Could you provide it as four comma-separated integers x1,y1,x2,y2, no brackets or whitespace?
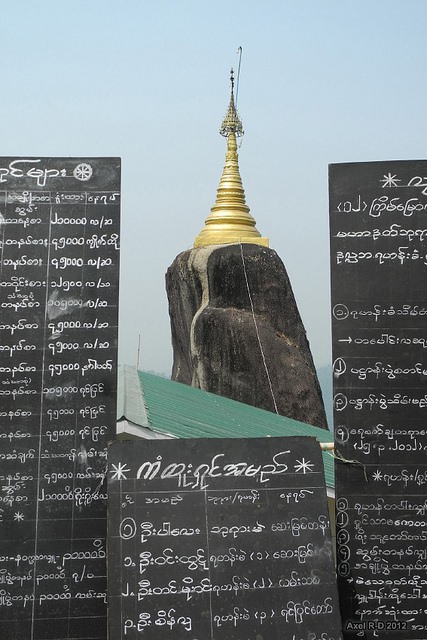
330,161,427,639
0,157,120,639
108,436,342,640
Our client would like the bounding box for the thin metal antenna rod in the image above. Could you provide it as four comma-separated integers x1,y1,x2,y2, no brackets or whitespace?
136,334,141,370
235,46,242,107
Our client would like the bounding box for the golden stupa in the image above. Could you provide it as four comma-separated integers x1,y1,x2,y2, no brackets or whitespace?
193,69,269,248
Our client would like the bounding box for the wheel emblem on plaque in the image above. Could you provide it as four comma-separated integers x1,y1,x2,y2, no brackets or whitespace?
73,162,93,181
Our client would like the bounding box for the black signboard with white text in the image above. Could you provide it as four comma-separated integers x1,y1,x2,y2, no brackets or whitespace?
0,157,120,639
330,161,427,638
108,436,342,640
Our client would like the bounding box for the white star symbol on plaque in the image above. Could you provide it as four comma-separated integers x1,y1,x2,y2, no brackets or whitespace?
372,469,383,481
14,512,24,521
380,173,401,188
294,458,315,474
110,462,130,481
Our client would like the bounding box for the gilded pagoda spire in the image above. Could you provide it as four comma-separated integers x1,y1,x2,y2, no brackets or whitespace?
193,69,268,248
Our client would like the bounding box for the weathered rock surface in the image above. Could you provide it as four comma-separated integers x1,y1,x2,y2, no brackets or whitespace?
166,244,328,429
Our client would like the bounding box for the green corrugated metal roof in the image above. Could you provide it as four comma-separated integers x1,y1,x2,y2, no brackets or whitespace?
117,365,334,488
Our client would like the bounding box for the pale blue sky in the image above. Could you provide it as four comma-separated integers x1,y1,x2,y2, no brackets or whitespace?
2,1,427,374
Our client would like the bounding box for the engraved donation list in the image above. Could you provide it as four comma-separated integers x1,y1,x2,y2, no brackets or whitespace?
108,436,342,640
330,160,427,639
0,157,120,639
